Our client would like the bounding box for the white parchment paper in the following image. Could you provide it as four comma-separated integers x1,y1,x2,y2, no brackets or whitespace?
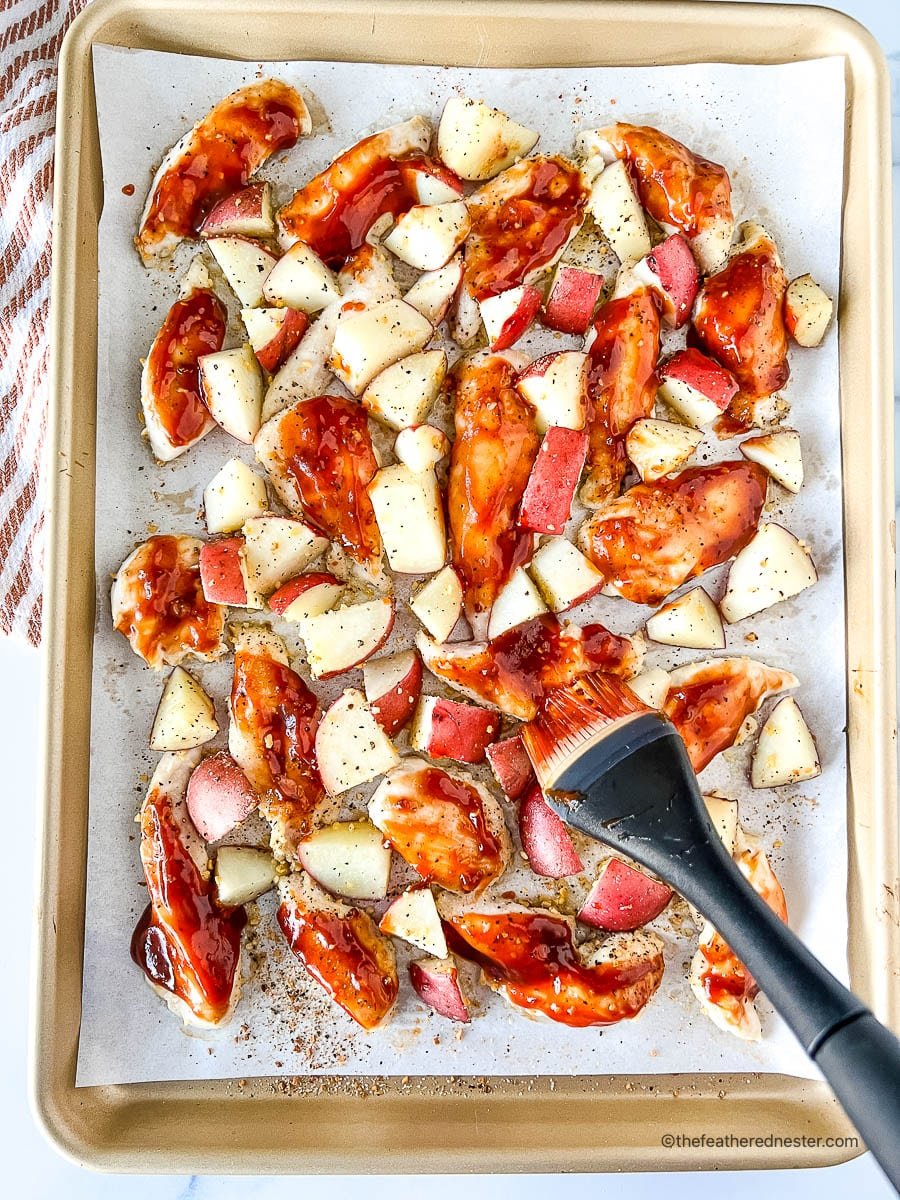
77,46,847,1086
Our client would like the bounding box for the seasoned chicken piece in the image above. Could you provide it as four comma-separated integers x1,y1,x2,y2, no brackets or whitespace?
277,872,398,1029
693,223,789,424
581,288,660,509
583,123,734,272
137,80,310,264
255,393,383,579
111,535,227,669
140,287,226,461
416,615,639,721
278,118,433,263
578,461,768,607
369,758,510,893
446,910,664,1027
229,625,332,862
662,656,798,773
131,749,245,1026
448,352,541,636
689,841,788,1039
464,155,588,300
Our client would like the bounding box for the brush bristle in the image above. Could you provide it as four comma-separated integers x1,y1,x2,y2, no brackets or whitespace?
522,673,651,790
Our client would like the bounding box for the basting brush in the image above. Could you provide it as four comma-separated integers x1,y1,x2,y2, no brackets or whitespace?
523,672,900,1187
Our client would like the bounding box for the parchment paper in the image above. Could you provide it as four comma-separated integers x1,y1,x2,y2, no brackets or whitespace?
77,46,847,1086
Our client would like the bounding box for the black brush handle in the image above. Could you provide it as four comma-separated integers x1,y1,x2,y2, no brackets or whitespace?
558,723,900,1188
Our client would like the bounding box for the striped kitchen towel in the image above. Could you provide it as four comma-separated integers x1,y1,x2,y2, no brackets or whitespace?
0,0,87,646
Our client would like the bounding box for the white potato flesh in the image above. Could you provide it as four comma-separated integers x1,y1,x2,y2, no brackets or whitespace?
646,587,725,650
361,349,447,431
207,236,278,308
296,820,392,900
740,430,804,494
587,161,651,265
199,343,264,444
150,666,219,750
627,667,672,710
516,351,589,432
527,537,602,612
240,516,328,608
702,793,739,856
437,96,538,181
262,241,341,312
299,597,395,678
368,464,447,574
486,568,548,639
785,274,833,347
719,523,818,623
394,424,449,472
214,846,277,906
751,697,821,788
382,201,471,271
329,299,433,395
380,887,448,957
403,256,463,324
204,458,268,535
626,418,703,482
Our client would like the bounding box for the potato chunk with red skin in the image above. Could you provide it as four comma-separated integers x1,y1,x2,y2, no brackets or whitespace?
518,427,589,535
519,785,583,879
410,695,499,764
446,910,665,1027
199,537,247,606
186,750,258,843
486,735,535,801
578,858,673,932
409,957,471,1022
579,461,768,608
542,264,605,335
662,656,798,773
277,874,398,1030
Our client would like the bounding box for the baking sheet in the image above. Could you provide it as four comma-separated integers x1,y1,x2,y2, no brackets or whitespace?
77,45,847,1087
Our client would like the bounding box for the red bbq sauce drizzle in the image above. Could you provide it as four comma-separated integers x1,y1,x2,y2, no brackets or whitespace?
383,766,504,892
698,933,754,1005
114,535,224,665
132,791,245,1022
145,289,226,447
280,150,457,265
274,395,381,565
140,86,305,248
231,649,323,814
277,901,398,1030
465,156,588,299
446,911,663,1027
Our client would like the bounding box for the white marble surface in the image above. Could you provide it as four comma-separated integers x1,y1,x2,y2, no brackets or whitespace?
7,0,898,1193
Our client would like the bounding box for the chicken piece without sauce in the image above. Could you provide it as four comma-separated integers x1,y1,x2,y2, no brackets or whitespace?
690,844,788,1040
447,911,664,1027
578,461,768,607
581,288,660,509
131,750,245,1026
369,758,510,893
448,352,541,636
277,873,398,1029
417,614,639,721
228,627,330,863
255,393,383,579
137,79,310,263
693,225,789,425
663,656,798,773
111,534,227,669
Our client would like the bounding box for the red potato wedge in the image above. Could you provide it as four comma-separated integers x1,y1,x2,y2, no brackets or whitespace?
315,689,400,796
408,957,471,1022
199,537,248,606
519,785,584,879
657,348,739,428
299,597,395,679
478,285,543,351
578,858,673,932
542,264,605,334
409,695,499,764
518,426,589,535
485,735,535,801
363,649,423,737
632,233,699,328
242,307,309,374
515,350,589,432
199,181,275,239
186,750,258,843
268,572,344,622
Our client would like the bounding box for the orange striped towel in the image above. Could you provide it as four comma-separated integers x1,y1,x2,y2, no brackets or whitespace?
1,0,86,645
